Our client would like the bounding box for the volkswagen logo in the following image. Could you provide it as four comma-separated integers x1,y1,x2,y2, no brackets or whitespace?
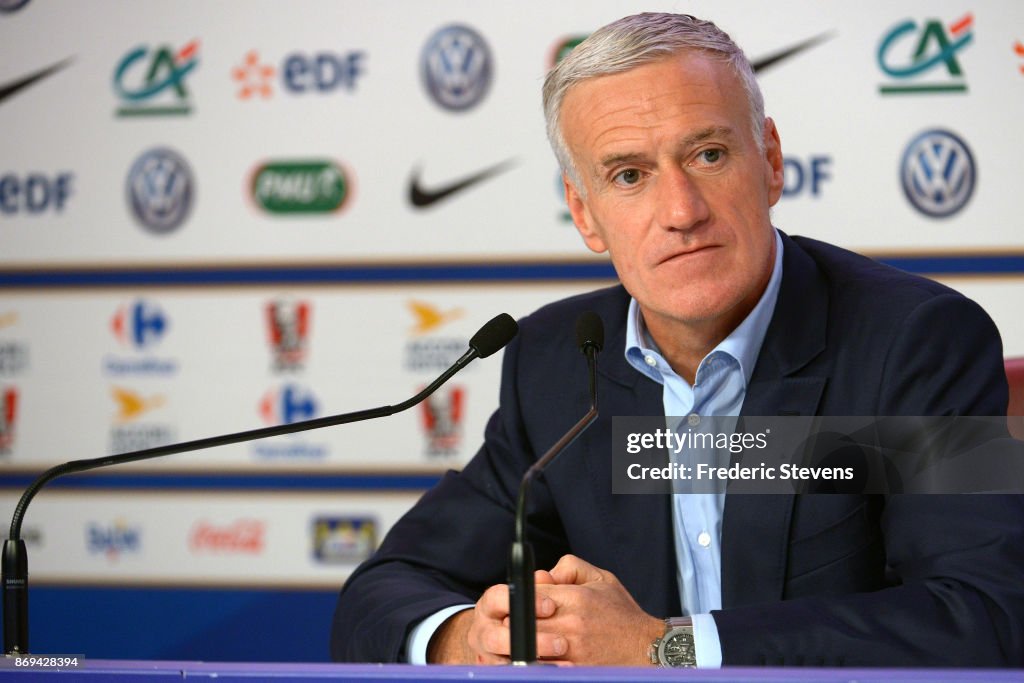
126,147,194,234
420,24,492,112
900,129,976,218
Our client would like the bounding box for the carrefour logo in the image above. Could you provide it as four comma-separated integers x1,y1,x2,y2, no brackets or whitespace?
878,13,972,94
260,383,319,425
251,160,352,214
900,129,976,218
111,299,168,349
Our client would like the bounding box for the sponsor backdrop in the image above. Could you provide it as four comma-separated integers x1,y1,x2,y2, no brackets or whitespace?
2,0,1023,662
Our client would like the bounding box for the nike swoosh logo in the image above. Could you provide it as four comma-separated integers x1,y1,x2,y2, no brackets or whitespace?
0,57,74,106
405,36,829,209
751,32,835,72
409,159,517,208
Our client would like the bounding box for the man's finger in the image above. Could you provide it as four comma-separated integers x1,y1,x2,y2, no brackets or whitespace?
478,622,511,657
476,584,511,619
535,631,569,659
549,553,608,585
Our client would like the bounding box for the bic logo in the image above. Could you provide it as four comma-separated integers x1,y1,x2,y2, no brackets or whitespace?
260,384,319,425
900,129,976,218
878,13,972,94
114,41,200,115
421,24,492,111
232,50,364,99
111,300,169,349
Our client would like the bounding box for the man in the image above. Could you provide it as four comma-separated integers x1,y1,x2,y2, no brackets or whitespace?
331,13,1024,667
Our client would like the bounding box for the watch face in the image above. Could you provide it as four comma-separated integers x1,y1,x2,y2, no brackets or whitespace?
663,631,696,666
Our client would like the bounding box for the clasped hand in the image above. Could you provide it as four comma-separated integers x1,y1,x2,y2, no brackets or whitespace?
428,554,664,666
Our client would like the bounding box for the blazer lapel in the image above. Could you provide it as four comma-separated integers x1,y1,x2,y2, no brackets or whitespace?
581,288,682,616
722,233,830,608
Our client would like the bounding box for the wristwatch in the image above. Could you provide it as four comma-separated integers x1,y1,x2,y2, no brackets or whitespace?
650,617,697,668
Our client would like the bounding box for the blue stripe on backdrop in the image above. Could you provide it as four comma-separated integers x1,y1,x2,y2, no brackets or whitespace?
1,254,1023,288
0,472,442,491
18,586,340,662
0,262,619,287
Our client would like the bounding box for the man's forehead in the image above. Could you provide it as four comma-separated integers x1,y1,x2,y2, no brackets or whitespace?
562,50,729,101
561,55,738,131
595,126,737,168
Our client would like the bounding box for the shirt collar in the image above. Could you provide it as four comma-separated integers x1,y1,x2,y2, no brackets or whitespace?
625,229,784,386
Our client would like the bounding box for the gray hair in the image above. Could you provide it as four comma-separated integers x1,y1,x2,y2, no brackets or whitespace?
543,12,766,191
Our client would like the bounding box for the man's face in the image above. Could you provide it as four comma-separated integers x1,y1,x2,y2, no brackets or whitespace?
561,52,784,339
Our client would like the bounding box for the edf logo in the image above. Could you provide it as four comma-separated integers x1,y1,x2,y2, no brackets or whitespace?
232,50,364,99
260,384,319,425
111,300,169,349
782,156,832,198
0,173,73,214
283,52,364,93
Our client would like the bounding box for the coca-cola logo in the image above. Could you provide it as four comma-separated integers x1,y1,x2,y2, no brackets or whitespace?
189,519,266,554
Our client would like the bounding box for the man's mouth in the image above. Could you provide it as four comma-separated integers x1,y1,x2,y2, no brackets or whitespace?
657,245,719,265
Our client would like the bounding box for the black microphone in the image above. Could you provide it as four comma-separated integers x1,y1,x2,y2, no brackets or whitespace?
508,311,603,665
1,312,518,656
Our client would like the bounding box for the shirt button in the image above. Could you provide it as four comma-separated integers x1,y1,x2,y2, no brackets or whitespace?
687,413,700,427
697,531,711,548
644,355,657,367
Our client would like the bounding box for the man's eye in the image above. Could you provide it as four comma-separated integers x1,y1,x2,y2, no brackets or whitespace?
615,169,641,185
700,149,722,164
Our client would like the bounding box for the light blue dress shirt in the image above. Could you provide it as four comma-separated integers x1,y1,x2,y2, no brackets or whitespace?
408,231,784,666
623,230,783,667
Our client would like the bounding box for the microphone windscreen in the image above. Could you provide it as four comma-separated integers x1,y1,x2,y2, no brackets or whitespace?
470,313,519,358
575,311,604,352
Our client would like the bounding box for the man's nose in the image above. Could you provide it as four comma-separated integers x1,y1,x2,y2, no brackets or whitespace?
654,167,710,231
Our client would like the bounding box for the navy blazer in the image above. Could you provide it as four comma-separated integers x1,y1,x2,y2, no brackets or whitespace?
330,234,1024,666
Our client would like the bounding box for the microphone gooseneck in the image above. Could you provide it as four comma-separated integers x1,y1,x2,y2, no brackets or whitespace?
509,311,603,665
1,312,518,656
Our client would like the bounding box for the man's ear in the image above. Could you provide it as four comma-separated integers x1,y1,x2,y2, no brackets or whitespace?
564,175,608,254
763,117,785,206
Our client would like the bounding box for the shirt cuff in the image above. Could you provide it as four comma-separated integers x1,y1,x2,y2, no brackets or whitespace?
405,604,474,664
691,612,723,668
